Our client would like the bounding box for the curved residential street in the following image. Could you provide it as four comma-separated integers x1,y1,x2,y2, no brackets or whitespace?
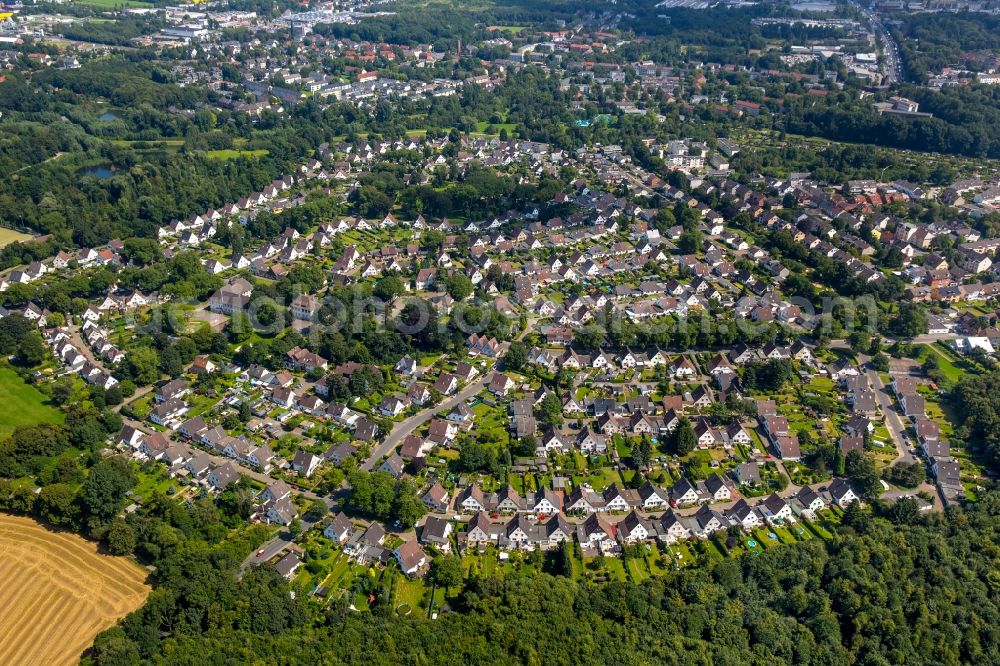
361,372,493,471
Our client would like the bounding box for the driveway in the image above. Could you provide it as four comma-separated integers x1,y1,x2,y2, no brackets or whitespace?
243,536,293,572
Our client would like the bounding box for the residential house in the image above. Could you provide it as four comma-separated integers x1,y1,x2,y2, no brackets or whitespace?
421,482,450,513
459,485,489,513
828,479,860,508
291,450,322,478
379,453,406,478
420,516,454,553
726,499,762,531
324,513,354,543
207,462,240,491
394,541,428,576
703,473,732,502
617,511,650,544
671,477,700,505
760,493,793,523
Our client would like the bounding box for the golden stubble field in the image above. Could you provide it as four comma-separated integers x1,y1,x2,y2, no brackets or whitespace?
0,514,151,666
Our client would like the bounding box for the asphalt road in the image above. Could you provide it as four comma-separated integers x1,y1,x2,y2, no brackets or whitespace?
360,316,538,471
858,4,902,83
828,333,961,349
864,362,916,465
361,372,493,471
858,353,946,510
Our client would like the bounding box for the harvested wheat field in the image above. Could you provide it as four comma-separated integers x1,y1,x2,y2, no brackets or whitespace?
0,513,151,666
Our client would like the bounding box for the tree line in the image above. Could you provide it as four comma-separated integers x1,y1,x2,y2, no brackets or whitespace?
85,490,1000,665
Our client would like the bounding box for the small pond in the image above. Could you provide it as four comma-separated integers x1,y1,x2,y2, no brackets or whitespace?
79,165,115,179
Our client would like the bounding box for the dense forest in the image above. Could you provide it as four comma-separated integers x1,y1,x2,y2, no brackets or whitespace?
893,12,1000,82
80,492,1000,665
950,369,1000,473
59,16,165,47
313,0,582,49
783,85,1000,160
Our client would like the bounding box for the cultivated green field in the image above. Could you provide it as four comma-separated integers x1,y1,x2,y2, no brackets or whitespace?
0,366,64,438
0,228,33,249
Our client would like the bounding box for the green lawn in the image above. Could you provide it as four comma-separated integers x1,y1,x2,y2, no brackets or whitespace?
0,366,64,438
705,536,729,560
919,344,963,383
131,465,178,502
683,449,731,480
474,121,518,135
807,376,836,393
186,393,221,418
566,549,585,579
74,0,153,7
668,542,696,567
599,557,628,581
489,25,526,34
645,548,672,575
752,528,778,550
803,517,834,541
320,555,354,589
394,576,429,614
624,556,648,582
572,465,622,491
748,428,769,455
0,227,34,248
109,139,184,157
206,149,270,160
